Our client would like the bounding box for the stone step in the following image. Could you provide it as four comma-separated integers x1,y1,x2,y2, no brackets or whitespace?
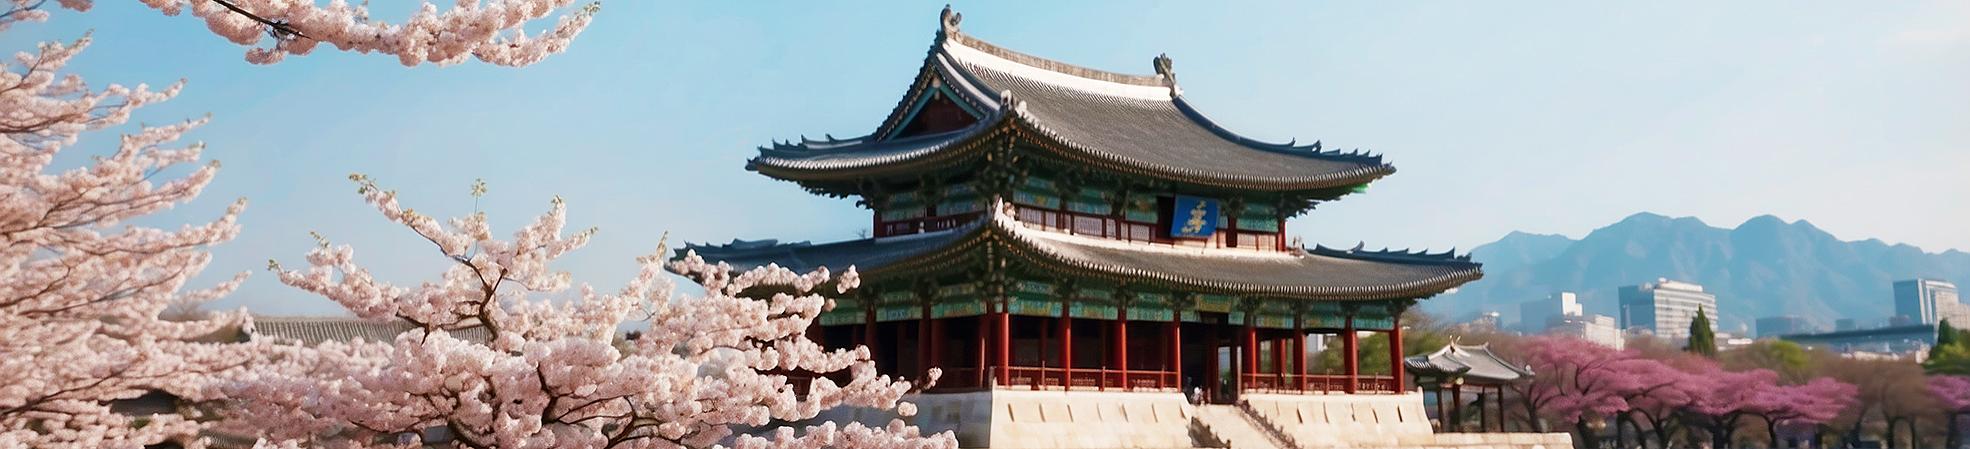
1193,404,1292,449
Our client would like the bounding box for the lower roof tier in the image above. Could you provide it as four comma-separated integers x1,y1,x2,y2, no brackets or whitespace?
678,201,1481,303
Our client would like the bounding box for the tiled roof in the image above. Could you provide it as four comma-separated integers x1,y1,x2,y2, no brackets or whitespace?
246,316,490,346
682,201,1480,301
1403,341,1535,383
749,11,1392,191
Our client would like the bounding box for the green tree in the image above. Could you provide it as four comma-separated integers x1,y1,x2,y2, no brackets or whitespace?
1686,307,1718,357
1936,319,1960,360
1721,339,1812,382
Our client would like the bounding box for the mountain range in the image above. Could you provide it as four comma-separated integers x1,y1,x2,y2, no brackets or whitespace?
1427,212,1970,334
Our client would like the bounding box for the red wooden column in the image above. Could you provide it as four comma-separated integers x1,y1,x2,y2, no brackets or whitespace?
1061,306,1073,389
919,303,932,375
1294,313,1308,392
1244,321,1259,392
931,317,945,375
1117,309,1130,391
981,315,992,385
1272,334,1287,383
1389,313,1405,393
998,311,1013,387
870,305,886,372
1343,314,1359,394
1169,313,1183,391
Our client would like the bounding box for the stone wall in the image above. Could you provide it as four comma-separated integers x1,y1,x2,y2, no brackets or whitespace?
810,390,1571,449
1243,393,1572,449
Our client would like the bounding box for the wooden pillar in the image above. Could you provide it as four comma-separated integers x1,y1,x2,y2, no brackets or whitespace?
1496,385,1508,432
931,318,944,375
976,315,988,387
864,307,878,352
1295,314,1308,392
1450,382,1463,432
1272,335,1287,382
1206,324,1220,402
1117,309,1130,391
1244,321,1258,393
1343,315,1359,394
996,312,1011,387
1479,389,1489,431
1061,307,1073,389
1170,314,1183,392
1434,382,1447,431
1390,313,1405,393
919,303,931,375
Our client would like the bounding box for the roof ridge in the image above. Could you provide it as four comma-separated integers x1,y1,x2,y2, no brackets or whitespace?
944,35,1171,88
937,5,1168,89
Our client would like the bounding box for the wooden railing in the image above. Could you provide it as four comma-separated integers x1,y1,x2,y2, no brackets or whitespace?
1009,205,1283,251
1240,373,1399,394
875,212,983,237
982,366,1180,391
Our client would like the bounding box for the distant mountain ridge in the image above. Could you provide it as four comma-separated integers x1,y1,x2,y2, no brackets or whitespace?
1430,212,1970,333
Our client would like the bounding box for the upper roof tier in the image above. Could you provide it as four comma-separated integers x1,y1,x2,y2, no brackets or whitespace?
680,200,1480,302
750,7,1395,193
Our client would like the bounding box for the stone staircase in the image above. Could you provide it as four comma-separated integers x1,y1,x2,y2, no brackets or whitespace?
1194,404,1295,449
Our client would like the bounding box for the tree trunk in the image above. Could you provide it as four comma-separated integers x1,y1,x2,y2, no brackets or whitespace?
1947,412,1961,449
1573,419,1597,449
1767,416,1782,449
1885,416,1901,449
1907,417,1923,449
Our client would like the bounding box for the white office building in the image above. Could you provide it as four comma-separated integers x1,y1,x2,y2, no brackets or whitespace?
1519,292,1583,334
1619,278,1719,341
1896,279,1962,325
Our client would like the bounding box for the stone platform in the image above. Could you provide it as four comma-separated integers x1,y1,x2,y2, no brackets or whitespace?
1242,393,1572,449
814,390,1571,449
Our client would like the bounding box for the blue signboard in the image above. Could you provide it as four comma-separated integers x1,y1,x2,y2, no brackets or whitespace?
1168,196,1219,238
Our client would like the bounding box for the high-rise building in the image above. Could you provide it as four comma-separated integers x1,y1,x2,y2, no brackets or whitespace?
1519,292,1582,333
1756,316,1811,337
1895,279,1962,324
1548,313,1625,349
1619,278,1719,340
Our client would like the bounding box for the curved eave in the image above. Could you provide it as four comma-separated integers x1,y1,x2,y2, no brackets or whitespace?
858,214,1482,301
1000,109,1398,192
750,116,1395,193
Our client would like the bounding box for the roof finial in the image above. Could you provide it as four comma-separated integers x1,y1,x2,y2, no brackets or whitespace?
939,5,963,39
1153,53,1176,81
1153,53,1179,96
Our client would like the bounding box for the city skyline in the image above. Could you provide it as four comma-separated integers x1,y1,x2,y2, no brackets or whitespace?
8,1,1967,316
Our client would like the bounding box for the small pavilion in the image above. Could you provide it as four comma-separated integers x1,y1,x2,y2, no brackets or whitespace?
1404,341,1534,433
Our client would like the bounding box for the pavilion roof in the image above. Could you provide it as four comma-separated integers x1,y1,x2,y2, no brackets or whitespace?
244,316,491,346
749,7,1393,192
679,201,1480,301
1402,341,1535,383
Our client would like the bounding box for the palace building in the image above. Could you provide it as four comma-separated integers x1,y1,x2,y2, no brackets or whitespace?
683,8,1566,449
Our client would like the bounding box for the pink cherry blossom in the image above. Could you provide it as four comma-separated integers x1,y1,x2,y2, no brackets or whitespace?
1,35,261,448
235,178,956,449
3,0,595,67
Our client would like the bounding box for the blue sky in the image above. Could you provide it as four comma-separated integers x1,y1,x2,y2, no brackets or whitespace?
6,1,1966,316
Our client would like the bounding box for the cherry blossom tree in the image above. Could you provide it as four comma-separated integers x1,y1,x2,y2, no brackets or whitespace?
1681,367,1782,449
1,31,259,448
1746,377,1856,449
1499,336,1639,447
1929,376,1970,449
235,176,957,449
1612,357,1699,449
3,0,596,67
